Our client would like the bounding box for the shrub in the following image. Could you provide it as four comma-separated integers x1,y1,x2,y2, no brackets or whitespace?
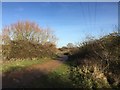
69,65,111,88
68,32,120,88
2,40,57,60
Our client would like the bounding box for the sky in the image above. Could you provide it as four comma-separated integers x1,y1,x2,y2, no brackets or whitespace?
0,2,2,33
2,2,118,48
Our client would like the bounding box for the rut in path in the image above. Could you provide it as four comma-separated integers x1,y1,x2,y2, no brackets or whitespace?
2,60,64,88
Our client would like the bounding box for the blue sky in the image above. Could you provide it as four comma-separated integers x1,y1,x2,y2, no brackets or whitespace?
0,2,2,33
2,2,118,47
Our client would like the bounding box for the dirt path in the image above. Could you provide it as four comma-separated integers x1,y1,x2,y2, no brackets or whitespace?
57,55,68,61
25,60,63,74
2,59,65,88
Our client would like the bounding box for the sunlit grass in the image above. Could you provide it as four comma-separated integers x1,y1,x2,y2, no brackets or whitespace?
1,57,50,73
52,63,69,76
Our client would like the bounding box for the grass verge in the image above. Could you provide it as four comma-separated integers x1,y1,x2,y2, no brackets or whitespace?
1,57,50,73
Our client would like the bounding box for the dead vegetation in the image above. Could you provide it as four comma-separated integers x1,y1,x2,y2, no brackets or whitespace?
68,32,120,88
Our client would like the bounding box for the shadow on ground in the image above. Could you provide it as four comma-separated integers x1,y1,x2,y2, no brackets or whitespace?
2,61,73,88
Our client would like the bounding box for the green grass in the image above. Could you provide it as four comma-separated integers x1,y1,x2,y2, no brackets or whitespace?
28,62,74,88
1,58,74,88
1,57,50,73
52,62,70,77
50,62,74,87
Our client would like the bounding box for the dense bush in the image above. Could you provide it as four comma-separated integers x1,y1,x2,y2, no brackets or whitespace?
69,65,110,88
68,32,120,88
2,40,57,60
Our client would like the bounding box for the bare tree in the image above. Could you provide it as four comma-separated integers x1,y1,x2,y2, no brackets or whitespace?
2,21,58,45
